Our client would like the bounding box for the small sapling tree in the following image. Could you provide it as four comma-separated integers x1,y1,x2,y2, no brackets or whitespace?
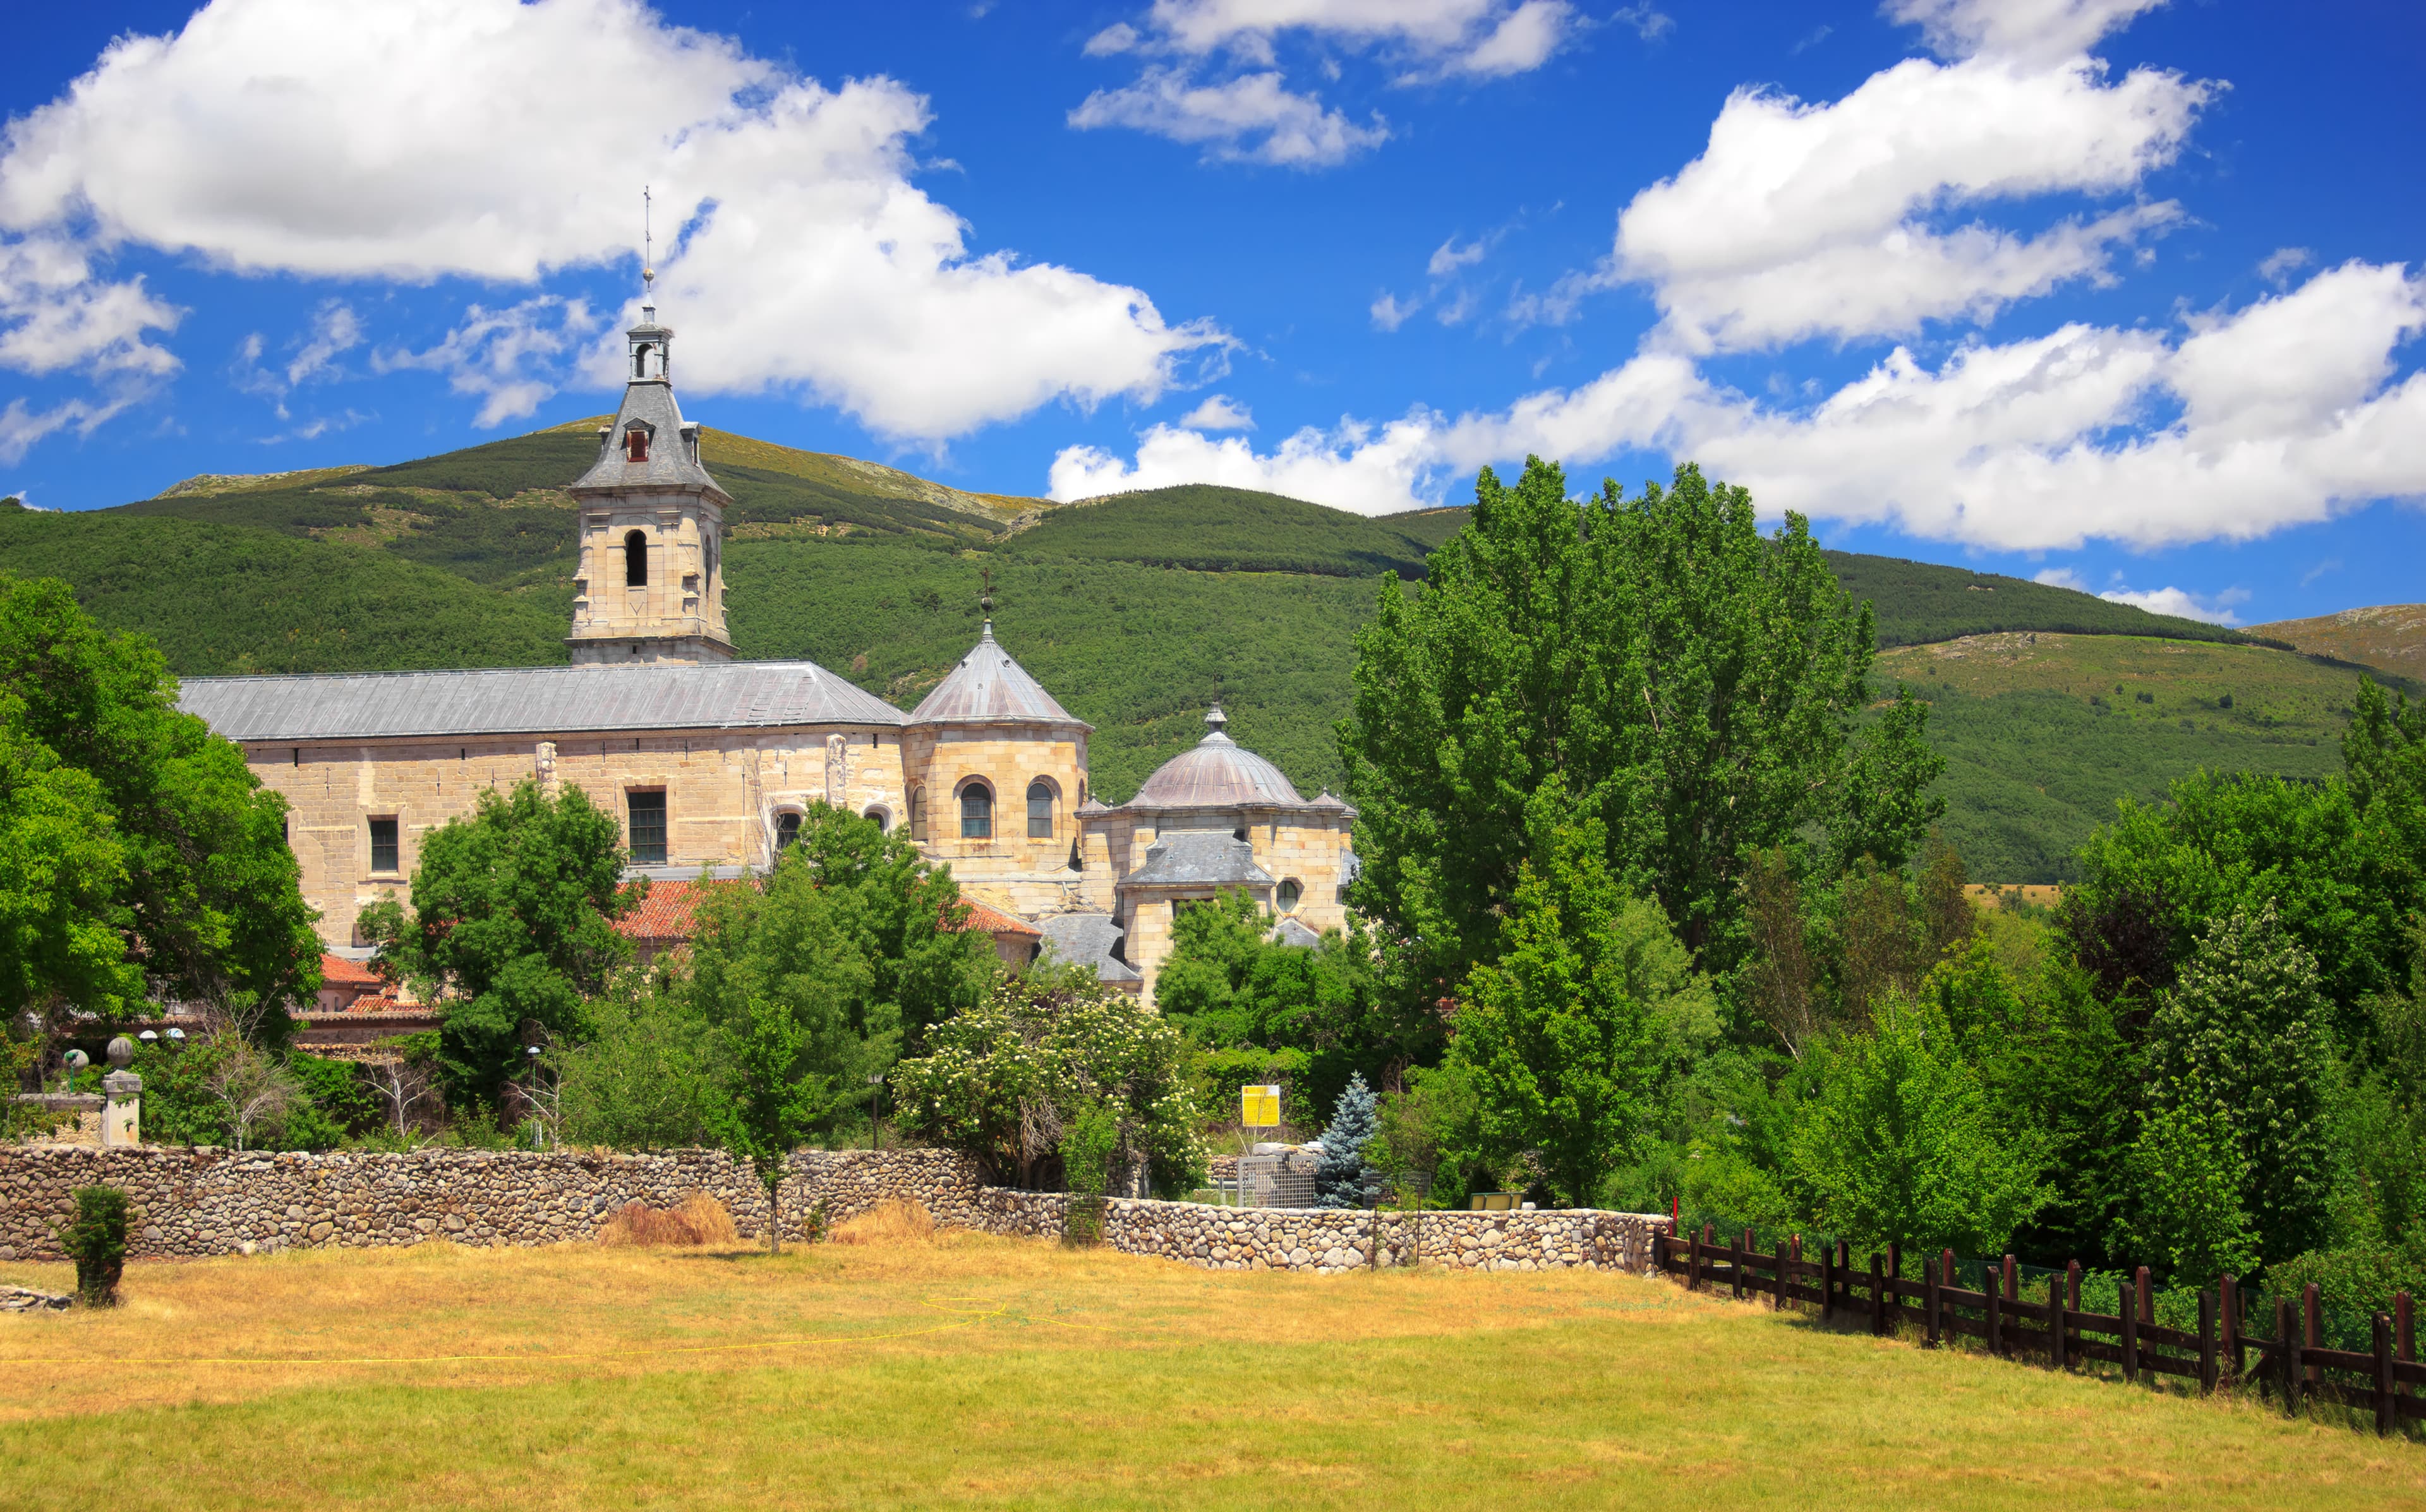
57,1185,129,1306
1314,1072,1379,1209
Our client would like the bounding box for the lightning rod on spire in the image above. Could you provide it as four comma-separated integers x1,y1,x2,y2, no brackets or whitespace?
641,186,655,296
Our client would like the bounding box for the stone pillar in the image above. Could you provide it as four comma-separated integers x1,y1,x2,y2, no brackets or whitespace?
101,1036,140,1149
536,741,559,798
824,734,847,807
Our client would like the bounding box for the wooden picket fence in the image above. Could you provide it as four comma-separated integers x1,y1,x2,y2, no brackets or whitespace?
1653,1224,2424,1437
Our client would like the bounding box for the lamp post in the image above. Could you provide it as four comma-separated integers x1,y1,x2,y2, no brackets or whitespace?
866,1072,885,1151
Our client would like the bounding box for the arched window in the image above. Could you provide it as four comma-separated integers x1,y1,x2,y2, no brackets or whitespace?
632,342,652,379
774,811,802,852
908,788,927,843
624,529,648,586
960,782,993,840
862,806,890,834
1276,878,1303,913
1026,779,1055,839
624,426,649,462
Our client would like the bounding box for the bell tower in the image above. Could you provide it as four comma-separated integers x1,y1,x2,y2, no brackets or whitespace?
565,247,734,665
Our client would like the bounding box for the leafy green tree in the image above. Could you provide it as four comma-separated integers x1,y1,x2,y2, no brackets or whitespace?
778,803,994,1052
893,962,1205,1194
1314,1071,1379,1209
2143,902,2339,1264
682,850,896,1156
713,972,840,1256
1153,887,1411,1118
358,779,632,1110
2120,1077,2259,1287
2061,772,2415,1041
1368,1062,1479,1207
1789,992,2049,1254
1450,816,1666,1208
554,992,725,1150
58,1185,129,1306
0,575,319,1037
0,709,140,1021
1341,459,1940,995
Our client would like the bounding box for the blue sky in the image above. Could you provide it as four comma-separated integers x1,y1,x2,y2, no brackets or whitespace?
3,0,2421,625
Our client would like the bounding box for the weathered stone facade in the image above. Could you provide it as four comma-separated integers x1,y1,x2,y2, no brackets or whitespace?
0,1146,1669,1276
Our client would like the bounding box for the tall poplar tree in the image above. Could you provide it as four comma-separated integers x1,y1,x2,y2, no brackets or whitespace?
1341,459,1940,1002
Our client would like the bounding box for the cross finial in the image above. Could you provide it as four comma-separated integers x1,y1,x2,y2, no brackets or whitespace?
641,186,655,297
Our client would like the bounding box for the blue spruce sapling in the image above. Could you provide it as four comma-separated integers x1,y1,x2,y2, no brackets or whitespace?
1315,1072,1380,1209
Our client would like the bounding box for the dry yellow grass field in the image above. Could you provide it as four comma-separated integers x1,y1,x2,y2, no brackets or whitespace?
0,1228,2419,1511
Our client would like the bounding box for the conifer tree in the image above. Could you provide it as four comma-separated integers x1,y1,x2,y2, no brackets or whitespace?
1315,1071,1380,1209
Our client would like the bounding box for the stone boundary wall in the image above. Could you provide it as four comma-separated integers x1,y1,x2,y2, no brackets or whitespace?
0,1146,1669,1275
980,1190,1671,1274
0,1146,983,1261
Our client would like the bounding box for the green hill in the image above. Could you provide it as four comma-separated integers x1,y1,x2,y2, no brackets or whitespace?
16,428,2413,878
1012,484,1432,577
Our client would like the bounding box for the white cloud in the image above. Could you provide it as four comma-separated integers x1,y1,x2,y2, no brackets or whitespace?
375,295,601,428
1049,415,1445,514
0,0,1226,444
286,301,363,387
0,236,179,378
1370,291,1420,331
2259,246,2314,287
1456,2,1578,77
1178,393,1254,429
1069,69,1388,167
2097,584,2245,625
1611,4,1674,42
1428,236,1490,279
1574,51,2210,349
0,393,133,465
1058,263,2426,549
1885,0,2168,63
2032,567,2087,590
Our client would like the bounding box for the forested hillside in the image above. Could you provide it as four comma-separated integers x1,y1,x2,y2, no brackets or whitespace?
4,426,2410,876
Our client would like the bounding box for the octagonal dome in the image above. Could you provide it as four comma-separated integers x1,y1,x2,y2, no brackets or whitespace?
1130,706,1308,809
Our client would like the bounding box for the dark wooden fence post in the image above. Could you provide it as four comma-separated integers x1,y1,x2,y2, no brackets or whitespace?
1986,1268,2003,1359
2280,1297,2303,1417
1925,1252,1941,1347
2051,1271,2068,1371
2121,1276,2139,1382
2375,1313,2396,1437
1688,1230,1702,1292
2221,1273,2241,1384
1773,1239,1787,1311
2135,1266,2155,1386
2198,1289,2217,1393
2304,1283,2322,1391
1821,1240,1835,1323
1870,1253,1886,1336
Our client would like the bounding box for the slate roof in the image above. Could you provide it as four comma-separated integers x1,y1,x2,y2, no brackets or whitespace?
1039,913,1140,984
1128,707,1310,810
1123,831,1274,888
908,622,1088,728
1272,917,1322,948
570,316,727,497
178,661,904,742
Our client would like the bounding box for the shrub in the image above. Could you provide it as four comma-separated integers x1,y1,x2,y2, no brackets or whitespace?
58,1185,129,1305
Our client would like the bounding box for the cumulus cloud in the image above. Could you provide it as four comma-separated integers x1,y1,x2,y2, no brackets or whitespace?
1074,1,1580,167
1178,393,1254,430
1524,47,2212,347
1885,0,2169,63
1069,69,1389,167
0,0,1226,443
2259,246,2315,287
375,296,603,429
2096,584,2246,625
0,393,134,465
1050,414,1445,514
1428,236,1490,279
1370,291,1420,331
0,236,179,378
1056,263,2426,549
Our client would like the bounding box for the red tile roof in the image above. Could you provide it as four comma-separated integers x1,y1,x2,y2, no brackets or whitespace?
612,877,745,942
954,899,1040,938
320,953,383,989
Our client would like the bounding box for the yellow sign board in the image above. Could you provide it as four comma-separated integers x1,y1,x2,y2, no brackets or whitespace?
1240,1084,1281,1129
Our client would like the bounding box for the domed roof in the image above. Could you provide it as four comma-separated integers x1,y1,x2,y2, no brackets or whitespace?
1130,706,1308,809
908,622,1087,728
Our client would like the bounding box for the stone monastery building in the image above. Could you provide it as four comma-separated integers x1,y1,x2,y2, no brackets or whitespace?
177,300,1356,1002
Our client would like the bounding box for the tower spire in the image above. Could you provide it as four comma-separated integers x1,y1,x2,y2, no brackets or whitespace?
642,186,655,303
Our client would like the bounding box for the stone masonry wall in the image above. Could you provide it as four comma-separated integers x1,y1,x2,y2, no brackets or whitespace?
981,1190,1670,1274
0,1146,983,1261
0,1145,1669,1274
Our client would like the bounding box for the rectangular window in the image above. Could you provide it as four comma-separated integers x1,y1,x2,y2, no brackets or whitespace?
368,817,400,874
628,790,668,866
